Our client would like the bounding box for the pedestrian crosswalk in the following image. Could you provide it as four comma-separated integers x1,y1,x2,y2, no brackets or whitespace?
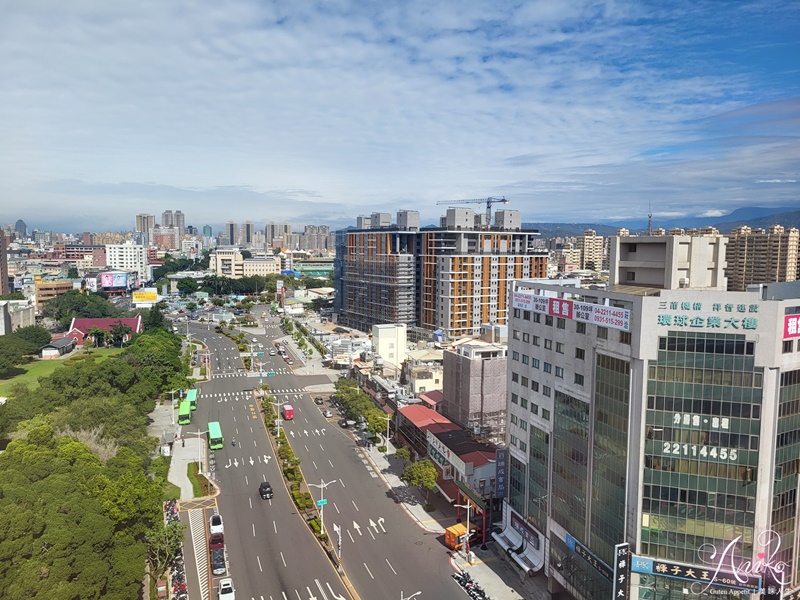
203,389,306,398
212,368,294,379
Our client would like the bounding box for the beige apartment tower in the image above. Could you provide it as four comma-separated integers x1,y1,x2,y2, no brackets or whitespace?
725,224,800,291
576,229,604,271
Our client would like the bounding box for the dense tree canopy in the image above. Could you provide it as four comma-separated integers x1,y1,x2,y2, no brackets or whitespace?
13,325,52,349
42,290,120,330
176,277,199,295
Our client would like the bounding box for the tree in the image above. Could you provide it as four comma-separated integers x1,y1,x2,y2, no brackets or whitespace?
400,458,438,499
42,290,120,330
0,291,25,300
186,302,197,311
141,305,168,332
110,321,133,347
87,326,106,347
12,325,51,349
67,266,80,278
145,521,187,591
176,277,199,295
395,446,411,466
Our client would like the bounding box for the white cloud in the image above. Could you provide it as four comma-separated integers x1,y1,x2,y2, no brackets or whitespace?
0,0,798,231
698,209,727,218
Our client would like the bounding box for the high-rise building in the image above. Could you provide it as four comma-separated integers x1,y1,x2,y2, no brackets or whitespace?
202,224,213,237
442,338,508,445
135,213,155,233
14,219,27,240
174,210,186,237
105,241,149,283
161,210,174,227
265,222,292,248
0,230,9,296
726,225,800,291
149,226,181,251
225,221,237,246
336,209,547,338
243,221,255,246
576,229,604,271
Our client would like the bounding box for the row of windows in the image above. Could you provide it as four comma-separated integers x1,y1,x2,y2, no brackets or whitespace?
648,365,763,388
660,336,754,355
647,396,762,417
511,354,584,386
510,392,551,420
509,434,527,452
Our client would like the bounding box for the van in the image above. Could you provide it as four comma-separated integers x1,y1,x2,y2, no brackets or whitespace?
282,405,294,420
211,548,226,576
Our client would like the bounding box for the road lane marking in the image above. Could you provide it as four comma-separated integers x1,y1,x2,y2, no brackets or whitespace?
280,551,287,567
347,530,355,543
333,502,340,514
386,559,397,575
252,523,256,537
305,445,310,452
352,500,359,511
313,461,318,469
315,579,330,600
257,555,263,572
328,459,334,468
245,475,249,485
363,562,375,579
339,479,345,487
273,520,277,534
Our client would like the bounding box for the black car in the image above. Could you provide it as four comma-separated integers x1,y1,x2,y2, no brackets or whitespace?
211,548,226,576
338,419,349,428
259,481,274,499
314,397,324,405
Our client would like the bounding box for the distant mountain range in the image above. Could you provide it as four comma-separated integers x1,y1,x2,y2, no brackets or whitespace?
523,206,800,237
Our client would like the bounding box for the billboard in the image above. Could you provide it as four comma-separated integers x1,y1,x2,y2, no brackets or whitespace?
512,292,631,332
100,272,130,289
785,315,800,339
132,289,158,303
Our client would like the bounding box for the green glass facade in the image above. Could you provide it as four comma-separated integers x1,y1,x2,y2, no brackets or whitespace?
528,425,550,532
553,390,590,537
643,332,762,567
775,368,800,584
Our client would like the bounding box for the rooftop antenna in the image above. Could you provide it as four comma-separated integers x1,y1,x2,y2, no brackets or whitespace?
647,201,653,235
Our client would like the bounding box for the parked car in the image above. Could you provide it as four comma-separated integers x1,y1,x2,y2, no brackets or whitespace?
218,578,235,599
209,514,224,535
211,547,226,576
338,419,349,428
269,349,276,356
209,532,224,550
259,481,274,499
323,410,333,418
314,397,324,405
286,359,293,365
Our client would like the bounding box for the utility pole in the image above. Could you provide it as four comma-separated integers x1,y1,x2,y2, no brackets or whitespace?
454,500,474,564
307,479,338,537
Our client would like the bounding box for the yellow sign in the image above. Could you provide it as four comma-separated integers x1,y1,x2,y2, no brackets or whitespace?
132,290,158,302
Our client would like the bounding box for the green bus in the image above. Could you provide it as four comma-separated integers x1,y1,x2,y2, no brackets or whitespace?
186,389,198,411
208,421,224,450
177,401,192,425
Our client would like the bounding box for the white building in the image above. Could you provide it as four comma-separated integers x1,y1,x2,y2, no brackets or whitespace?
372,323,408,369
105,241,148,283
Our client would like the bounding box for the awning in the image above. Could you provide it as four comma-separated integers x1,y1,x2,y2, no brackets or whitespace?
435,480,459,503
510,539,545,576
492,526,523,552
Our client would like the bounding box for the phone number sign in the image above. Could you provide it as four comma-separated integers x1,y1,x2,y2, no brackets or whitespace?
512,293,630,332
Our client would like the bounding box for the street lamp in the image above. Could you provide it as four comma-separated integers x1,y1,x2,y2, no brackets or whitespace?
454,500,474,564
184,429,208,476
271,398,289,440
307,478,338,537
400,592,422,600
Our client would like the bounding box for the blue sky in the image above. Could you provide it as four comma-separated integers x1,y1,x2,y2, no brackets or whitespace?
0,0,798,233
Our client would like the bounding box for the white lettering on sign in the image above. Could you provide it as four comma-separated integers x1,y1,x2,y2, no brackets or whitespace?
693,530,788,595
511,292,630,331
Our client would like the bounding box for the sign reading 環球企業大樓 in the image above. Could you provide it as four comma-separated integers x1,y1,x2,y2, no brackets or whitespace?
511,292,630,332
655,300,760,331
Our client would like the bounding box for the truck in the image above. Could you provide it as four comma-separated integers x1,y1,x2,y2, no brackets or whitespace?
282,404,294,420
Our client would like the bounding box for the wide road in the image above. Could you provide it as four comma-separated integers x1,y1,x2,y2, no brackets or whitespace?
184,320,352,600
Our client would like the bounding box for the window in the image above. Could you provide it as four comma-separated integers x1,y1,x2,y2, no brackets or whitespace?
544,362,552,373
533,358,540,369
577,322,586,334
542,408,551,420
512,372,519,382
513,329,520,340
510,434,518,447
626,271,636,281
521,376,529,387
511,393,518,404
545,315,553,326
522,354,530,365
543,385,551,397
545,339,552,350
510,414,518,425
597,326,608,339
513,308,520,318
523,310,531,321
533,313,541,323
533,336,540,346
519,440,527,452
556,342,564,354
520,420,528,431
512,351,520,361
520,397,528,409
555,366,564,378
574,373,584,386
620,331,632,345
557,318,566,330
531,403,539,415
522,332,530,342
784,340,794,354
628,243,637,253
531,380,539,392
575,347,585,360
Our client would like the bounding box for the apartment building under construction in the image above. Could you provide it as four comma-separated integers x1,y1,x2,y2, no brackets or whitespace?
335,208,547,338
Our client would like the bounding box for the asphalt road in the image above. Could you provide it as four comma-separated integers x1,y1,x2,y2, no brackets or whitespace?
184,319,352,600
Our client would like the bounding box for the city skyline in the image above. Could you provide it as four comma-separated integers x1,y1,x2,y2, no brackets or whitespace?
1,1,798,232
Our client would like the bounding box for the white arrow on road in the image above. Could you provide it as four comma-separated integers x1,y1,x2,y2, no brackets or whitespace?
369,518,379,533
314,429,320,436
290,431,296,438
377,517,386,533
224,459,232,469
305,586,318,600
326,582,347,600
249,456,254,466
263,454,272,464
304,430,309,437
233,458,239,467
353,521,362,536
321,429,326,435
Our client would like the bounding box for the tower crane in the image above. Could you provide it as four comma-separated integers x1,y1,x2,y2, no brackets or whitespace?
436,197,509,226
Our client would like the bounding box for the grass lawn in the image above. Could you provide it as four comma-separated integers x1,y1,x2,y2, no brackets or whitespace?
0,347,125,397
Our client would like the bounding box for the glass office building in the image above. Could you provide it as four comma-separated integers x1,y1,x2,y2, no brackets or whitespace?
499,279,800,600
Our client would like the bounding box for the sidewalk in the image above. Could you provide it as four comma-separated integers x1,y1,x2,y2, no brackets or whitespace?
361,442,551,600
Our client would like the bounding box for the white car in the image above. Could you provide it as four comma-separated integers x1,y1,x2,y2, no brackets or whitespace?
218,578,235,599
209,514,224,535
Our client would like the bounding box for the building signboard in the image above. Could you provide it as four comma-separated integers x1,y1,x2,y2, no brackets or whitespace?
132,289,158,303
565,532,612,581
426,429,466,477
613,543,631,600
631,555,761,593
785,315,800,339
656,300,760,331
511,292,630,332
510,512,540,549
494,448,507,498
